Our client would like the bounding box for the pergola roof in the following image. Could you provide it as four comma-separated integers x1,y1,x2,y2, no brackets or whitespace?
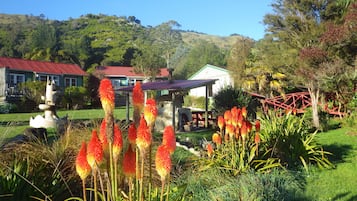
116,79,217,92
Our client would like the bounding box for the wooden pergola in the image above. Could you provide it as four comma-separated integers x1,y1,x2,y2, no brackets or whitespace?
116,79,217,131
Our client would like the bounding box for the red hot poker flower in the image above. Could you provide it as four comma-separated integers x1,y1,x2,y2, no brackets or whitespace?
255,120,261,132
224,110,232,125
255,132,260,144
99,119,109,157
241,107,247,119
231,107,238,127
136,115,151,154
212,133,222,145
98,78,115,115
241,122,248,141
162,125,176,154
225,123,235,139
76,142,91,180
87,130,104,169
246,121,252,133
132,82,144,109
217,116,225,132
113,124,123,161
122,144,136,178
144,98,158,127
206,143,214,157
155,145,172,182
128,123,137,146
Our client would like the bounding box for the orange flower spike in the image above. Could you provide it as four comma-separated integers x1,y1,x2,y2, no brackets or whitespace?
246,121,252,133
254,132,260,144
237,112,243,128
99,119,109,157
224,110,232,125
87,130,104,169
226,123,235,139
128,123,137,146
241,107,247,119
162,125,176,155
113,124,123,161
231,107,238,127
240,122,247,141
155,145,172,182
212,133,222,145
206,143,214,157
122,144,136,178
255,120,261,132
136,115,151,154
132,82,144,109
98,78,115,115
76,142,91,180
144,98,158,127
217,116,225,132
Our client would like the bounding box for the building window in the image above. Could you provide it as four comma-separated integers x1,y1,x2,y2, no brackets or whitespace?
9,73,25,87
38,75,60,86
65,78,77,87
111,78,129,89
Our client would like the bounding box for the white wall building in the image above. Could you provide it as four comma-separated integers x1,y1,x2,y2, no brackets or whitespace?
189,64,234,97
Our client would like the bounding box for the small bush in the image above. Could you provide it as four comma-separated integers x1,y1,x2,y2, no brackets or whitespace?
0,103,17,114
172,167,306,201
213,86,257,117
260,110,334,171
62,86,89,109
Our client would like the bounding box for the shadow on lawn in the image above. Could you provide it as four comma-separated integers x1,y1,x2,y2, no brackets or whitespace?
322,144,354,164
331,192,357,201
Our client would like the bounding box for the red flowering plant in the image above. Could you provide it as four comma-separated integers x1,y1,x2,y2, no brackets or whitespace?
73,78,176,201
200,106,281,176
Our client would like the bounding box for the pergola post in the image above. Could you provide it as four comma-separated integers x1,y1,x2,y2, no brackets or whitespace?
205,85,209,128
171,92,176,131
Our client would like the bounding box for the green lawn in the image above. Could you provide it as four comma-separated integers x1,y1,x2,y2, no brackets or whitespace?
0,107,130,141
0,107,129,122
305,127,357,201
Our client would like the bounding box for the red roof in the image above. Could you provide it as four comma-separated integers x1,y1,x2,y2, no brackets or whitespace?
95,66,169,78
0,57,87,76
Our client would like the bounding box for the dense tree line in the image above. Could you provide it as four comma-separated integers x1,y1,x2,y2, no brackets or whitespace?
0,14,233,78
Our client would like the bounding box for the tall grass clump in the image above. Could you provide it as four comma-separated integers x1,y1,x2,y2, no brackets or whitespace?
0,127,91,201
172,167,306,201
259,110,334,171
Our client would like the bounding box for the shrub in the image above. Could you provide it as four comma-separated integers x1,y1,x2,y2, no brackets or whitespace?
62,86,89,109
213,86,257,118
259,110,334,171
172,167,306,201
0,103,17,114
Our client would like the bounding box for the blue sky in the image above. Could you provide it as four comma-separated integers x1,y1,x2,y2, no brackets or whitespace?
1,0,274,40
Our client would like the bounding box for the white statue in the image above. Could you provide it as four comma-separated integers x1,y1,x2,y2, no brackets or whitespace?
30,79,60,128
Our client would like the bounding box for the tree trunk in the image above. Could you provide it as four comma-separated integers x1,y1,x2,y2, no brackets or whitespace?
308,87,320,129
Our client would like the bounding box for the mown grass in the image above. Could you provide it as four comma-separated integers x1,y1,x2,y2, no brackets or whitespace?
0,107,129,122
304,127,357,201
0,107,129,141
